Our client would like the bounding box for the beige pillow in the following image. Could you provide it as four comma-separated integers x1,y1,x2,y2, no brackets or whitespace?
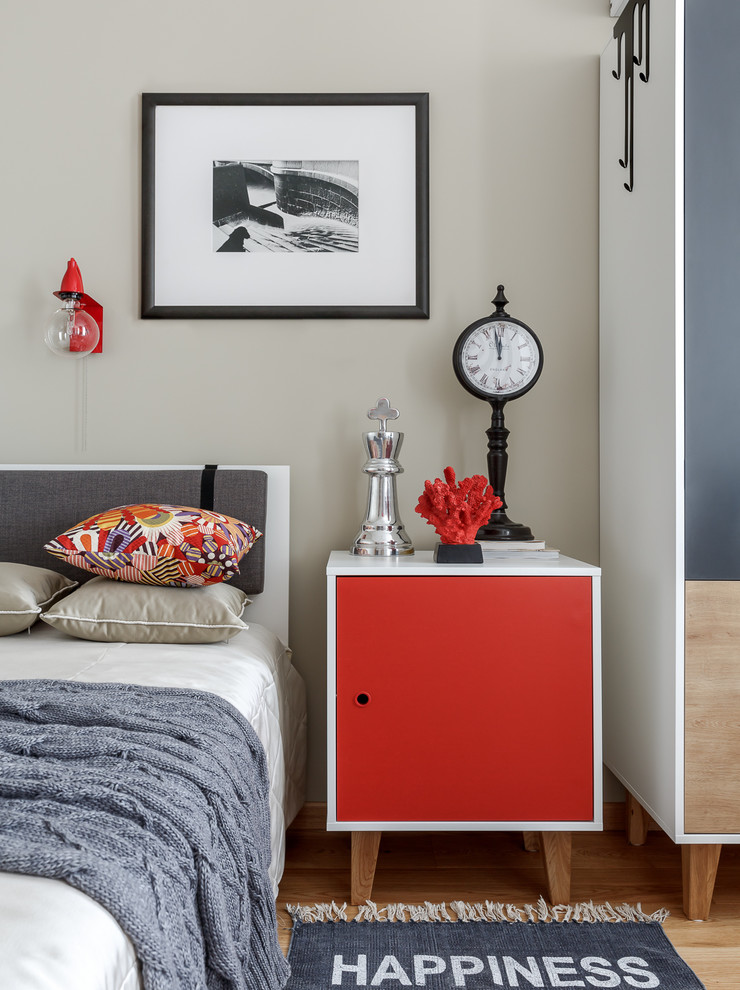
40,576,249,644
0,562,78,636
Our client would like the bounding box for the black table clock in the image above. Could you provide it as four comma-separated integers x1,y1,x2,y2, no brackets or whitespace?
452,285,544,541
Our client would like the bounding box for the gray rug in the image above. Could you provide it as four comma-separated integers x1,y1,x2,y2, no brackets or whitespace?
286,900,704,989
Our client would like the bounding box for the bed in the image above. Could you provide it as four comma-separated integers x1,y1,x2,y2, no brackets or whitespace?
0,464,306,990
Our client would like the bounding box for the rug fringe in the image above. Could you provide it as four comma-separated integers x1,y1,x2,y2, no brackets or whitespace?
288,898,669,924
287,901,349,922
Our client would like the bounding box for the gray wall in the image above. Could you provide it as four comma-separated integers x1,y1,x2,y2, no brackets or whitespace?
0,0,612,800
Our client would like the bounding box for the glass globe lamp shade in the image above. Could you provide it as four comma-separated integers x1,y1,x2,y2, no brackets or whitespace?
44,299,100,358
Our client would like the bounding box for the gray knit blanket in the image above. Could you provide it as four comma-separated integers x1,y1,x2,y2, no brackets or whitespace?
0,678,290,990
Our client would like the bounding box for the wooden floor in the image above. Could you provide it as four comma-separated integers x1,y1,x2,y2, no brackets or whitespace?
276,816,740,989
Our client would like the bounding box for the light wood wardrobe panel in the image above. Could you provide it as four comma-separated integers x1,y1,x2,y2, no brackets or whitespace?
685,582,740,833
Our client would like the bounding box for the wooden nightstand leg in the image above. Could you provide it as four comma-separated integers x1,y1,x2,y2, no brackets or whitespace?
682,843,722,921
539,831,571,905
522,831,540,852
626,791,649,846
351,831,381,905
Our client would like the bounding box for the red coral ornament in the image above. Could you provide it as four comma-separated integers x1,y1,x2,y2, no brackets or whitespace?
414,467,502,544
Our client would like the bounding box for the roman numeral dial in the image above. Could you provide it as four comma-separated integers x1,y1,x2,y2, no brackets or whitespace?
455,316,542,400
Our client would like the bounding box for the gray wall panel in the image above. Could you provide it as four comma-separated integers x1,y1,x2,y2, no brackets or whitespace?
685,0,740,579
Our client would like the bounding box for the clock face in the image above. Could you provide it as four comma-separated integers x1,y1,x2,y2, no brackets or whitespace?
453,317,543,400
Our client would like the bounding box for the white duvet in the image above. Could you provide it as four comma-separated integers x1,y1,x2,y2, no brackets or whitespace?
0,621,307,990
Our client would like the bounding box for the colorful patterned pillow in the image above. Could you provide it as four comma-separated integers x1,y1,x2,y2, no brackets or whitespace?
44,504,261,587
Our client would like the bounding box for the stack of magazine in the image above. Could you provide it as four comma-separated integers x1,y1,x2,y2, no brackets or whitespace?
475,539,560,560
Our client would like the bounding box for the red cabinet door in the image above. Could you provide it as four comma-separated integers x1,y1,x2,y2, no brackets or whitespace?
336,575,593,823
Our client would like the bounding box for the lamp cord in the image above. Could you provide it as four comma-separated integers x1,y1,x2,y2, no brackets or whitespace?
80,357,88,452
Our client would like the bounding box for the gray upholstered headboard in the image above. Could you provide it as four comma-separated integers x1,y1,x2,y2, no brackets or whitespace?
0,466,268,595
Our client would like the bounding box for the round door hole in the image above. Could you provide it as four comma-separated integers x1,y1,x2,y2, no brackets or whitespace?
354,692,371,707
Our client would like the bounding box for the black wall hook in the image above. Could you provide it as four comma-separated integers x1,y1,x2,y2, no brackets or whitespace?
613,0,651,192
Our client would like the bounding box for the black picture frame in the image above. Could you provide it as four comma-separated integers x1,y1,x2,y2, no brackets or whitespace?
141,93,429,319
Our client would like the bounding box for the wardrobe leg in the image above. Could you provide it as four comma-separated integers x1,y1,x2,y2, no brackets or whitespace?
682,843,721,921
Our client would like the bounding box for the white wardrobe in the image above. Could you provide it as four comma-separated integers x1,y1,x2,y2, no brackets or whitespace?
600,0,740,919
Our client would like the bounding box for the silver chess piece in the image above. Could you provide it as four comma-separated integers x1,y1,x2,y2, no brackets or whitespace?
350,398,415,556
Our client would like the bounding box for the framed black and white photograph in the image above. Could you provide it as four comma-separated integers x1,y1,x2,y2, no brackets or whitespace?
141,93,429,319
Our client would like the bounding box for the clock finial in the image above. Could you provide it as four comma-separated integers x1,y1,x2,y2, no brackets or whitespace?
492,285,509,315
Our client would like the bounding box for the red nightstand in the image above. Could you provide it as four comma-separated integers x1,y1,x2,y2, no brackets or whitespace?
326,550,602,904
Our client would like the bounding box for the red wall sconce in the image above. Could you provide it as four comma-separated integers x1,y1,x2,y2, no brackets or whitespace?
44,258,103,357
